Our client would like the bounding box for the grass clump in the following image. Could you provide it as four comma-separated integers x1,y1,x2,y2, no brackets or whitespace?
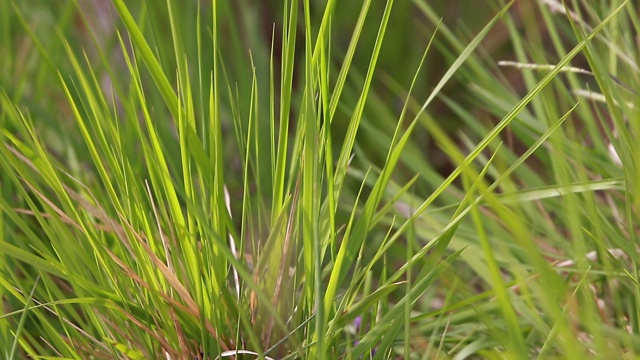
0,0,638,359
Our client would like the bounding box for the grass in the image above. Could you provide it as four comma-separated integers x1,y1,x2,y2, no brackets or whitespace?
1,0,639,358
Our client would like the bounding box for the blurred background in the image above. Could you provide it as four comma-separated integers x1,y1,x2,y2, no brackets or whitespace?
3,0,569,209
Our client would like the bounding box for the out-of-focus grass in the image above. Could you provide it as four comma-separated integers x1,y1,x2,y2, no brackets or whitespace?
1,0,638,359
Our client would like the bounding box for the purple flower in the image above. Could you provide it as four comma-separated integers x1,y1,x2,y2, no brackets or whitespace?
352,315,376,358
